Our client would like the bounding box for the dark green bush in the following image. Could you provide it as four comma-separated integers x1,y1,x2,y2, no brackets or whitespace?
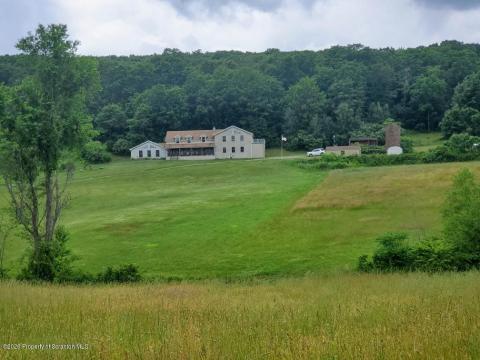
18,227,77,282
97,264,142,283
410,237,457,272
358,233,461,273
0,267,9,279
370,233,414,272
81,141,112,164
112,138,131,155
360,145,385,155
401,137,414,153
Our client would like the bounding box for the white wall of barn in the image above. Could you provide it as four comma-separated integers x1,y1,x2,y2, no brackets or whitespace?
130,142,166,159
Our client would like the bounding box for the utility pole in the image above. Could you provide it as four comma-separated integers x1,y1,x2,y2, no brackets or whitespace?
281,135,287,159
281,135,283,159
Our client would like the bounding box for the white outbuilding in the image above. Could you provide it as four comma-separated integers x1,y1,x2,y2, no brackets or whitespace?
130,140,166,160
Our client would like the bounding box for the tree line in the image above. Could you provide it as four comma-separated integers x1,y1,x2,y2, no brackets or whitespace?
2,40,480,152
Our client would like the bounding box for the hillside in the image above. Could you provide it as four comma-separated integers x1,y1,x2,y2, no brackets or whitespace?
3,158,480,279
2,41,480,150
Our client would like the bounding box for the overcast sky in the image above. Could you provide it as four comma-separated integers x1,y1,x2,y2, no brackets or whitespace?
1,0,480,55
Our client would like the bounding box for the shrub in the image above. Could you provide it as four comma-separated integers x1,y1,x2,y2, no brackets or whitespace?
358,233,458,273
360,145,385,155
411,237,457,272
0,267,9,279
370,233,414,271
401,137,414,153
18,227,77,282
443,169,480,262
81,141,112,164
112,138,131,155
97,264,142,283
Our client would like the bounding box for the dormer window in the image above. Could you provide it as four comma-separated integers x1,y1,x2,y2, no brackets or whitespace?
175,136,180,144
201,136,206,143
187,136,192,143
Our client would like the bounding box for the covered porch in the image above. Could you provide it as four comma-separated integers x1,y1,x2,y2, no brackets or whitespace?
166,147,215,160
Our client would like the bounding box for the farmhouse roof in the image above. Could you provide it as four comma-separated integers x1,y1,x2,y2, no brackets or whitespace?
165,129,223,141
214,125,253,136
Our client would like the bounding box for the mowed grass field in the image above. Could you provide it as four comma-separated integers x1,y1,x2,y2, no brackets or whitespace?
3,158,480,278
1,273,480,359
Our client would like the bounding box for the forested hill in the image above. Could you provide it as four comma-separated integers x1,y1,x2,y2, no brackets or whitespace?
1,41,480,152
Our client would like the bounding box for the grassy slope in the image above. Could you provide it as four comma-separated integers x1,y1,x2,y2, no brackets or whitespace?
4,158,480,278
408,131,444,152
4,159,324,278
1,273,480,359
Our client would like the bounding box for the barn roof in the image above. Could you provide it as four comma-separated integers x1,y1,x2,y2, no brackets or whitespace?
129,140,164,151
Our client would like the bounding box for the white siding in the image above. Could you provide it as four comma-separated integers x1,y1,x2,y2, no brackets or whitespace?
214,127,262,159
130,142,166,159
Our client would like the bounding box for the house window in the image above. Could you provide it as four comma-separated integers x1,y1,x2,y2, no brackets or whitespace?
240,146,244,153
231,135,235,141
156,149,160,157
139,150,143,158
147,150,152,157
222,136,226,142
240,135,244,142
187,136,192,143
232,147,236,153
175,136,180,144
223,147,226,153
201,136,206,142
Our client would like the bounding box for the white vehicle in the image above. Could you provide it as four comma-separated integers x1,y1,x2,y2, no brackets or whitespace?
307,148,325,157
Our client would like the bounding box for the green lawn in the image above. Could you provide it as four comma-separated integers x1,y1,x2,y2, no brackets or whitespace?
3,158,480,279
3,158,323,278
265,147,305,158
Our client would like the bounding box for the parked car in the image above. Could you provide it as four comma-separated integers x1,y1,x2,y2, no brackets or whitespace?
307,148,325,157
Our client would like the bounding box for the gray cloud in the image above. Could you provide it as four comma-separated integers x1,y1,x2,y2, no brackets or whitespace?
415,0,480,10
0,0,58,53
165,0,316,14
1,0,480,55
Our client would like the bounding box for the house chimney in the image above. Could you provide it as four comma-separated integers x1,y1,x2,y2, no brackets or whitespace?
213,126,216,131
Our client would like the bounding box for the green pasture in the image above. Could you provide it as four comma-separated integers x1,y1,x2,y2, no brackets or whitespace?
3,157,480,279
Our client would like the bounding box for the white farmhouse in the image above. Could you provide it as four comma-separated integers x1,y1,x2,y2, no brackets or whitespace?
163,125,265,160
129,140,167,159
